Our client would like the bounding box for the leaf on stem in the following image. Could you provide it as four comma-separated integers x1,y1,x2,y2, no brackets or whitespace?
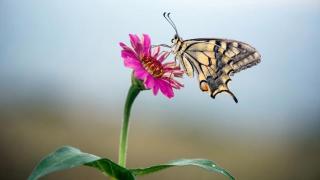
130,158,234,180
28,146,135,180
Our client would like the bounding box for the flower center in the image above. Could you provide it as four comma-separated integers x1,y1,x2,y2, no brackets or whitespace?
141,56,164,78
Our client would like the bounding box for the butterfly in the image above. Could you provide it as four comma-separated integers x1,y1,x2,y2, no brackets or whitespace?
158,12,261,103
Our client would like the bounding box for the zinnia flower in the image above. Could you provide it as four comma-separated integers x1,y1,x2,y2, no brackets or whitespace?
120,34,183,98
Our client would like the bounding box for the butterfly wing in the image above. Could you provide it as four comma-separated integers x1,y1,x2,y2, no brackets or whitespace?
176,38,261,103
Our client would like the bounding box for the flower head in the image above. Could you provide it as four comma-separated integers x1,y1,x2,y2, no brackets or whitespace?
120,34,183,98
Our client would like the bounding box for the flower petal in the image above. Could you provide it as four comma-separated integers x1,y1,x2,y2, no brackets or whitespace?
165,78,184,89
129,34,142,56
121,49,136,59
152,82,160,95
152,46,160,58
144,74,155,89
134,68,148,80
119,42,133,51
123,57,142,69
158,80,174,98
158,51,170,62
142,34,151,56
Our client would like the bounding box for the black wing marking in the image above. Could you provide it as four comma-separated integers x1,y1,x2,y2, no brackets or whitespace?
181,51,235,103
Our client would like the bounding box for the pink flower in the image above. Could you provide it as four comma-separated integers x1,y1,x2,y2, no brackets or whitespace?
120,34,183,98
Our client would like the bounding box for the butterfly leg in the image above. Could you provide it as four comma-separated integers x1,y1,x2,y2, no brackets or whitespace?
151,44,171,48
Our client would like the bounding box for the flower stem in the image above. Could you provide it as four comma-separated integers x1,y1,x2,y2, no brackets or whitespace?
118,77,143,167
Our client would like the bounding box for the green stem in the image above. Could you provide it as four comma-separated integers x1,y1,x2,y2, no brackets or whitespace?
118,80,142,167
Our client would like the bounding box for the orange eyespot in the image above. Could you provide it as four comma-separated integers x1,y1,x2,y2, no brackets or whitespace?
200,81,209,92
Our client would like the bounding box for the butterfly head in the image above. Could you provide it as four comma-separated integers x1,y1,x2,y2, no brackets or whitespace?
171,34,181,44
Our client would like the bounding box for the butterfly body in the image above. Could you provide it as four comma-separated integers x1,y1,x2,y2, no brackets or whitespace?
163,13,261,103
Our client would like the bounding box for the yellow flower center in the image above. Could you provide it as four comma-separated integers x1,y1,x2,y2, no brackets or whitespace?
141,56,164,78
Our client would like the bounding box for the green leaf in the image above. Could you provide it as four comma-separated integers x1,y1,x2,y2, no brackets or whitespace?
86,159,135,180
130,159,235,180
28,146,135,180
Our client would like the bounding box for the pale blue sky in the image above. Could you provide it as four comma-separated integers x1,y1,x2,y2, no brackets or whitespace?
1,0,320,137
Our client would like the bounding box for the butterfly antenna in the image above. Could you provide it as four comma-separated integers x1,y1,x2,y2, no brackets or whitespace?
163,12,179,36
163,12,174,29
167,13,177,31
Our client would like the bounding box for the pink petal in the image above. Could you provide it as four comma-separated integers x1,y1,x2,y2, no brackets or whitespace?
129,34,142,55
152,46,160,58
163,70,184,78
142,34,151,56
123,57,142,69
152,82,160,95
166,78,184,89
134,69,148,80
121,49,136,59
158,80,174,98
158,51,170,62
144,74,155,89
163,62,178,69
119,42,133,51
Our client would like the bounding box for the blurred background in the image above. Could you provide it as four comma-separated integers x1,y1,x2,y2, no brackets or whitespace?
1,0,320,179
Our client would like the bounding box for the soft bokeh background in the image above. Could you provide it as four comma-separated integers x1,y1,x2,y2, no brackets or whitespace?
1,0,320,179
